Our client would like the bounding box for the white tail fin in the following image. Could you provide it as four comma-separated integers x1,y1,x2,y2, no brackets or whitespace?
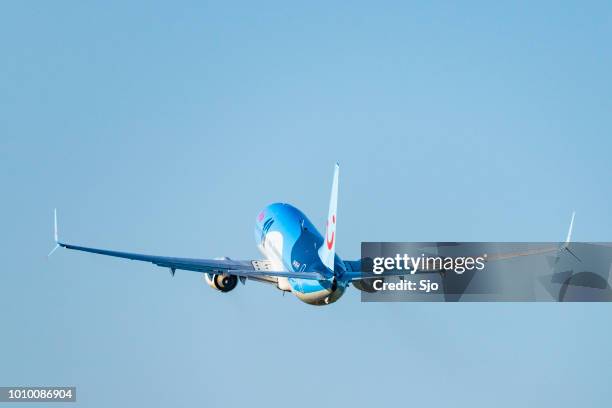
318,163,339,272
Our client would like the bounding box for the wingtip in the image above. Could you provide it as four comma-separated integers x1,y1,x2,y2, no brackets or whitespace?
565,210,575,245
53,208,58,243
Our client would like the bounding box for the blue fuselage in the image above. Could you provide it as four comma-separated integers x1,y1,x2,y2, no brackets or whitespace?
254,203,347,305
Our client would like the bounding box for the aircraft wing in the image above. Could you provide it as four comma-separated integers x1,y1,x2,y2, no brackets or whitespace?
55,241,331,281
342,212,579,281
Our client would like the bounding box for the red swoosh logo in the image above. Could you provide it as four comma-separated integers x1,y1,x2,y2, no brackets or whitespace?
326,230,335,250
325,214,336,250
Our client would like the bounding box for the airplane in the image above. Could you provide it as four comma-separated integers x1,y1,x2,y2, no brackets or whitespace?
49,164,390,305
48,164,579,305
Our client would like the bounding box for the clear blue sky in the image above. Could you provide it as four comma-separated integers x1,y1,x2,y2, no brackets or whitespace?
1,1,611,407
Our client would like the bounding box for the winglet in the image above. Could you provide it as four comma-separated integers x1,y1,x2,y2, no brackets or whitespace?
562,211,581,262
318,163,339,273
565,211,575,245
54,208,58,243
48,208,60,257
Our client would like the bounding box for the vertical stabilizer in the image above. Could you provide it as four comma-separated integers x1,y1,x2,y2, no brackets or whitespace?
318,163,339,272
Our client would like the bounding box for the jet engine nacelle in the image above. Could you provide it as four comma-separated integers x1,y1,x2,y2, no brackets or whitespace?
352,277,384,293
204,257,239,293
348,258,383,293
205,273,239,292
